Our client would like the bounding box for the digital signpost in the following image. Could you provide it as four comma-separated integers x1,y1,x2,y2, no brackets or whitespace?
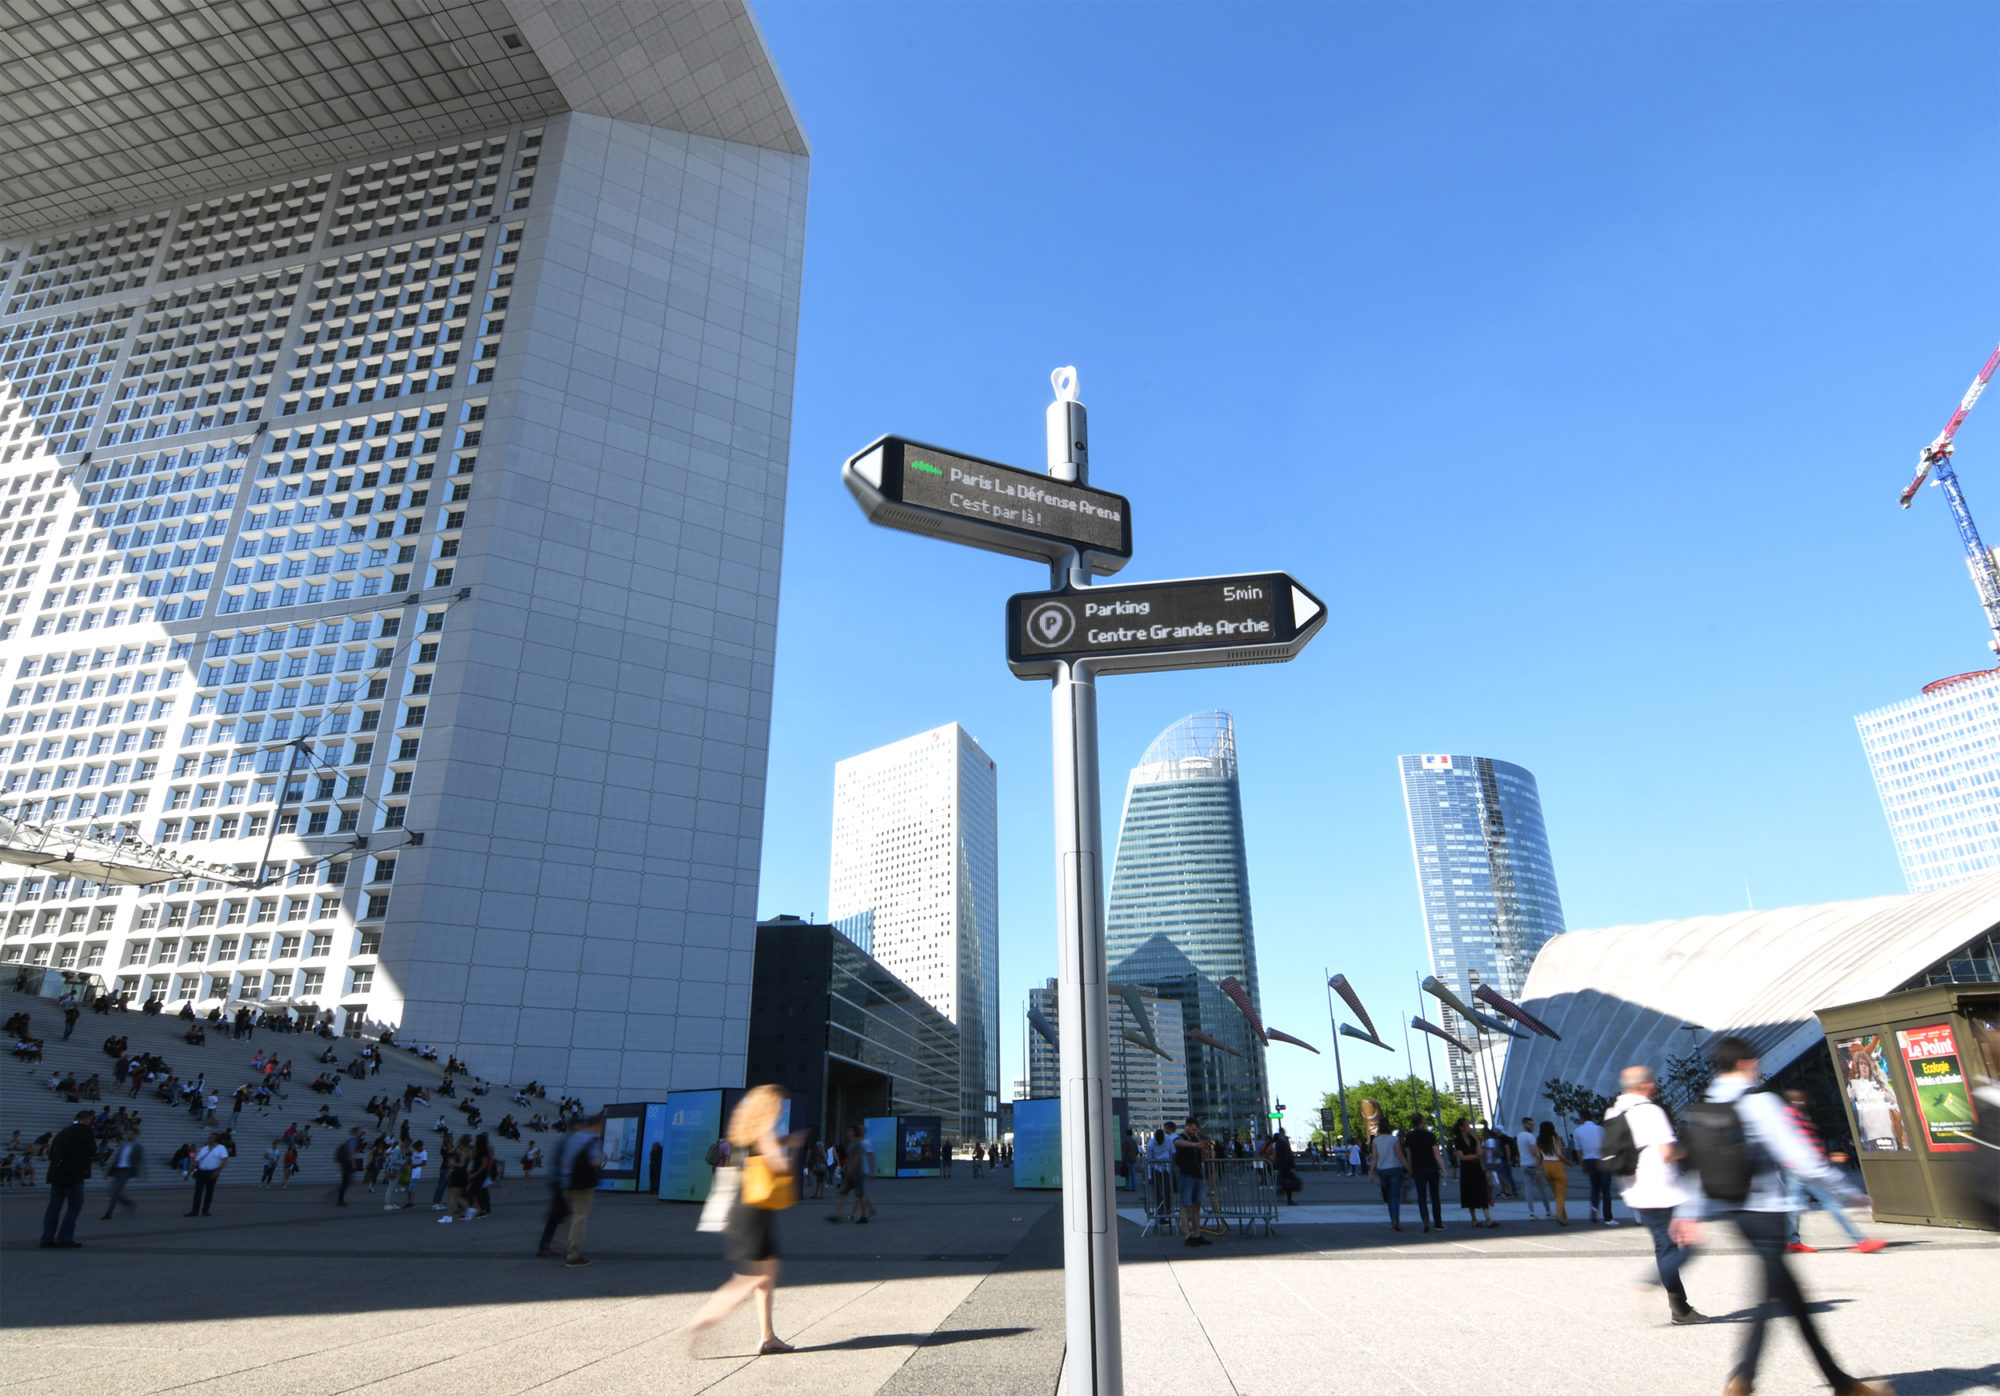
842,369,1324,1396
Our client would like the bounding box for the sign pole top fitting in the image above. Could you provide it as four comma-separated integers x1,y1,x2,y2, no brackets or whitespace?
1051,366,1080,403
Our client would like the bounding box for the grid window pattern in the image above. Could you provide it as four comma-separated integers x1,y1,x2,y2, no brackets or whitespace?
1858,673,2000,892
162,177,331,281
328,132,537,247
3,213,167,316
829,724,1001,1140
0,303,136,462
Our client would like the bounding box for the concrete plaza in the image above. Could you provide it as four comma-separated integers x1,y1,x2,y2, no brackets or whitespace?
2,1169,1995,1395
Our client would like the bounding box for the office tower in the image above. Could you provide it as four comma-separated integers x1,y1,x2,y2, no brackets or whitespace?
1857,673,2000,892
828,724,999,1140
0,3,810,1101
1027,976,1189,1134
1399,754,1568,1105
1104,710,1269,1139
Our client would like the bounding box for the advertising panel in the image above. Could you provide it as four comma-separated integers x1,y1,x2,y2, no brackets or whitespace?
642,1102,667,1196
1013,1097,1062,1189
1896,1023,1980,1152
657,1090,724,1202
897,1115,942,1177
1834,1033,1908,1151
596,1102,645,1191
864,1116,899,1178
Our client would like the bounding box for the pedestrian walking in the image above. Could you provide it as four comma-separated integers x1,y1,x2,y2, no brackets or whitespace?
1574,1110,1619,1225
535,1115,605,1265
1536,1121,1572,1225
686,1085,806,1356
38,1109,95,1248
1367,1117,1409,1231
1452,1119,1497,1227
830,1123,876,1223
335,1127,365,1206
1780,1090,1884,1254
186,1133,229,1216
1603,1065,1707,1324
1404,1114,1444,1232
1674,1037,1895,1396
1171,1118,1212,1245
1516,1117,1556,1219
100,1127,144,1220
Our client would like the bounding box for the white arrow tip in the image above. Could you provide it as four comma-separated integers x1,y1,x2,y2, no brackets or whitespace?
1290,585,1322,629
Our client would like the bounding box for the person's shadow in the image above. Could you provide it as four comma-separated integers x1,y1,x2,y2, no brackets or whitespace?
1870,1365,2000,1396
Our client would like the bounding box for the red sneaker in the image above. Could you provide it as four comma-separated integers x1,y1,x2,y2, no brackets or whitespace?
1785,1242,1816,1254
1853,1237,1888,1253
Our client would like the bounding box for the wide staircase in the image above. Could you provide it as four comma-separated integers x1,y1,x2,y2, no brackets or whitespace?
0,988,544,1192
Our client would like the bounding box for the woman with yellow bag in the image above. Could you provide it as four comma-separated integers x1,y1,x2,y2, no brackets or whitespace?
687,1085,807,1356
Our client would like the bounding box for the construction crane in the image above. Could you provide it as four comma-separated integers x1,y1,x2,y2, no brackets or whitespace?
1899,343,2000,661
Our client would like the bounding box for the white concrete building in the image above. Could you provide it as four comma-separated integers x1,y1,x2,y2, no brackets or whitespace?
1858,671,2000,892
829,723,999,1139
0,1,810,1101
1026,976,1189,1135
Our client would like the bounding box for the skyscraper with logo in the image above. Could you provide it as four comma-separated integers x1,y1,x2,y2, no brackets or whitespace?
1399,754,1568,1105
828,724,1000,1140
1105,711,1268,1138
1857,672,2000,892
0,2,810,1103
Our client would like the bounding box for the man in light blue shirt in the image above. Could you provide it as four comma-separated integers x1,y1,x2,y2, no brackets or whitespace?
1671,1038,1891,1396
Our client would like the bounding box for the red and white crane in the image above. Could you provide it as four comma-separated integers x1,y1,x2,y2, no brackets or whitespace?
1899,344,2000,673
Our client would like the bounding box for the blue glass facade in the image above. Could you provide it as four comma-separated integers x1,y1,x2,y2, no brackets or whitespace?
1105,712,1269,1139
1399,754,1567,1105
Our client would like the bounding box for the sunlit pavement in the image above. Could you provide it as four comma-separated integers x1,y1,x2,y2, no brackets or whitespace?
3,1169,1994,1395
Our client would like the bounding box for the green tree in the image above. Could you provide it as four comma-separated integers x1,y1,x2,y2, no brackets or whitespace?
1658,1051,1714,1116
1540,1078,1614,1129
1319,1074,1473,1145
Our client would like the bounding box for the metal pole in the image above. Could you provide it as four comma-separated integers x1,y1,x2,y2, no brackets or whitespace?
1416,998,1443,1133
1046,368,1120,1396
1323,970,1349,1145
256,739,306,887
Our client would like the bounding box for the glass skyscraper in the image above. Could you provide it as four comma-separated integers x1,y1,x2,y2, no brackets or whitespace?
828,724,1000,1140
1856,672,2000,892
1105,711,1268,1139
1399,754,1567,1106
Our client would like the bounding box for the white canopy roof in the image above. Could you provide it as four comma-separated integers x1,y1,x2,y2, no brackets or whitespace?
1495,870,2000,1122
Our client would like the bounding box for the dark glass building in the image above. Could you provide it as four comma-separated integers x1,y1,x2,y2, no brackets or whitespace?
747,916,960,1146
1104,712,1269,1139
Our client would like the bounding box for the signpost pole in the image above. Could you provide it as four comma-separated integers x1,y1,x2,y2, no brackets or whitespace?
1324,969,1350,1146
1046,367,1122,1396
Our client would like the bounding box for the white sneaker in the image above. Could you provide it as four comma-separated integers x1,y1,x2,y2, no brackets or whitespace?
437,1216,452,1224
431,1204,445,1211
383,1204,395,1211
1605,1219,1621,1227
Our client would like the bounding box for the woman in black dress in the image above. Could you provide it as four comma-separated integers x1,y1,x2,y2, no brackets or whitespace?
687,1085,804,1356
1453,1119,1497,1227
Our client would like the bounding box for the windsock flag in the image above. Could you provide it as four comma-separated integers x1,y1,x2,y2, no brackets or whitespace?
1266,1027,1320,1055
1423,975,1530,1039
1339,1023,1392,1050
1122,1029,1173,1060
1219,975,1267,1042
1112,982,1163,1054
1027,1006,1059,1049
1474,984,1561,1040
1410,1015,1473,1053
1327,974,1381,1040
1187,1029,1242,1058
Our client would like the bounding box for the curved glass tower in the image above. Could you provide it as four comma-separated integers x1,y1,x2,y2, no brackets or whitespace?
1105,711,1268,1139
1399,754,1567,1107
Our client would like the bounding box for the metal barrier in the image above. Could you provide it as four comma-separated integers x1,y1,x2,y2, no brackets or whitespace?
1203,1157,1278,1236
1138,1167,1179,1238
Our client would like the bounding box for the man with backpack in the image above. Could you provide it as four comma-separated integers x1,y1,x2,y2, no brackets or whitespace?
1602,1065,1706,1325
1672,1037,1894,1396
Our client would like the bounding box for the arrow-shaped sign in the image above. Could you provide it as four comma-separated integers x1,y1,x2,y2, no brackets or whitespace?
1007,571,1325,678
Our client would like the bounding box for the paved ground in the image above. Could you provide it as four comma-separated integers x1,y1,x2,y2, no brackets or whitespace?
3,1168,1996,1395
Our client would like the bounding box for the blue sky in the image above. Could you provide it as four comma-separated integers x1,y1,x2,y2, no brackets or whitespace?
747,2,1999,1125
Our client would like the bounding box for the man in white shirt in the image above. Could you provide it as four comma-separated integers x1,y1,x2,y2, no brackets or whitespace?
1605,1066,1703,1323
1515,1118,1554,1218
1572,1115,1619,1225
1672,1039,1889,1396
186,1133,230,1217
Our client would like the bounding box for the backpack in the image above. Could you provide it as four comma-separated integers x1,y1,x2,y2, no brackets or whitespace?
568,1141,601,1190
1598,1112,1641,1178
1676,1099,1758,1203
